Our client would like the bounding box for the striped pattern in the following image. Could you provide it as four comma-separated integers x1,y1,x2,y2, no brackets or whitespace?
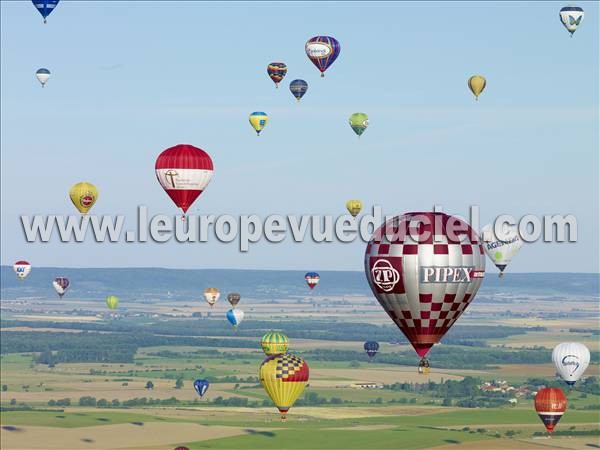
305,36,341,76
365,212,485,358
535,388,567,433
155,144,214,214
267,62,287,87
261,332,289,355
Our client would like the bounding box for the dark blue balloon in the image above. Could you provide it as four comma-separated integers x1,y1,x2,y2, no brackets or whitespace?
193,379,209,397
32,0,60,23
364,341,379,358
289,79,308,101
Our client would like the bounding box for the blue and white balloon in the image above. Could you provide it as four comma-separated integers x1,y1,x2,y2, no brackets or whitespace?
32,0,59,23
193,379,210,398
559,6,584,36
552,342,590,386
226,308,244,328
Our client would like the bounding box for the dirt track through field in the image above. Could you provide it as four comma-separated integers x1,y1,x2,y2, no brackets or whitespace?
0,422,247,450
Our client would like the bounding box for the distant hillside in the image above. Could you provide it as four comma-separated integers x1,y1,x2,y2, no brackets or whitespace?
1,266,598,301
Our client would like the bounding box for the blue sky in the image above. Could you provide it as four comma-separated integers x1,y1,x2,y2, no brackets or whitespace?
1,1,598,272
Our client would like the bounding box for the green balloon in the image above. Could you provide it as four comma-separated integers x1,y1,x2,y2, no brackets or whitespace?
106,295,119,310
349,112,369,137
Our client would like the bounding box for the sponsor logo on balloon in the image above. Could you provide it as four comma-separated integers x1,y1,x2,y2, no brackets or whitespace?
371,259,400,292
486,235,519,250
165,170,179,188
420,267,484,283
561,355,580,374
80,194,94,207
306,43,331,59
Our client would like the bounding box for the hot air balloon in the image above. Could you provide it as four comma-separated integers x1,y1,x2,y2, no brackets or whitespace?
106,295,119,310
13,261,31,280
69,182,98,214
227,292,241,308
349,113,369,137
468,75,486,100
260,353,309,421
346,200,363,218
32,0,59,23
364,212,485,370
305,36,340,77
552,343,590,386
289,79,308,102
535,388,567,433
226,309,244,328
36,68,51,87
560,6,584,36
52,277,70,298
363,341,379,359
249,112,268,136
480,223,523,277
267,62,287,88
193,379,209,398
155,144,214,215
261,332,289,355
305,272,320,290
204,287,220,308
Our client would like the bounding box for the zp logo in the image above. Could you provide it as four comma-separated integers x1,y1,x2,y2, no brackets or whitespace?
371,259,400,292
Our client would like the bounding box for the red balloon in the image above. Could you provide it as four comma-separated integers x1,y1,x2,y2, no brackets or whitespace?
155,144,214,214
364,212,486,358
535,388,567,433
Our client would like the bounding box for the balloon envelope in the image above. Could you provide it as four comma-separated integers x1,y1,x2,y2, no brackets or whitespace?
305,272,320,290
560,6,584,35
468,75,486,99
106,295,119,310
349,113,369,137
260,353,309,419
32,0,59,22
13,261,31,280
155,144,214,214
305,36,341,77
267,62,287,87
289,79,308,101
52,277,70,298
261,332,289,355
36,68,51,86
227,292,241,308
364,212,486,358
480,223,523,275
364,341,379,358
193,379,209,397
249,112,268,135
204,288,220,307
552,342,590,386
69,182,98,214
535,388,567,433
226,309,244,327
346,199,363,217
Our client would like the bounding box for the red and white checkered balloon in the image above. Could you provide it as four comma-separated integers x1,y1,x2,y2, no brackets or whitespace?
364,212,485,358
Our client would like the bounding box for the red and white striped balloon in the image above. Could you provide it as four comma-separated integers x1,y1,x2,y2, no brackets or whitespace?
364,212,485,358
155,144,214,214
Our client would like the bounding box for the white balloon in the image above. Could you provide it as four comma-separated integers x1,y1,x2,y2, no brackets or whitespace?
13,261,31,280
552,342,590,386
36,68,51,87
226,308,244,327
560,6,584,35
480,223,523,277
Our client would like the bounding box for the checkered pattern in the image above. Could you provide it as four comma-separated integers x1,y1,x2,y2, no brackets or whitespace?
364,213,486,357
274,354,309,382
